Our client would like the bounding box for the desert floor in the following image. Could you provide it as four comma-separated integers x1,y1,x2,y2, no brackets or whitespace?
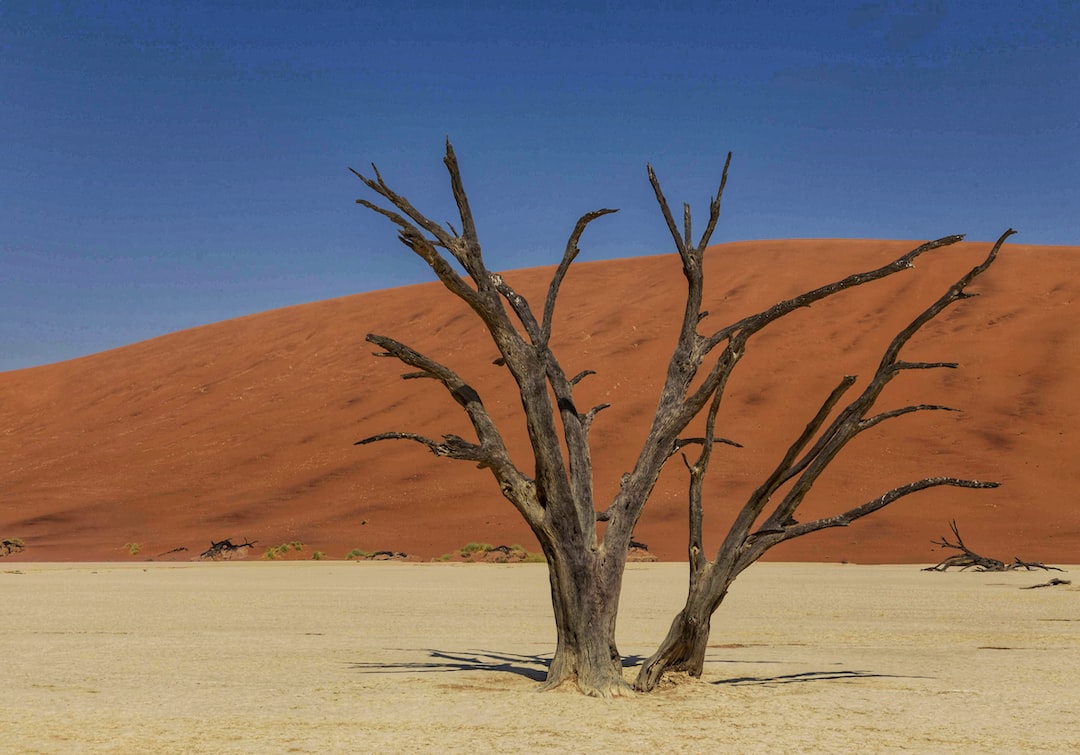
2,562,1077,753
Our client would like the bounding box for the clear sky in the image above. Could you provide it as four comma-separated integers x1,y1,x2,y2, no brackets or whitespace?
2,1,1077,371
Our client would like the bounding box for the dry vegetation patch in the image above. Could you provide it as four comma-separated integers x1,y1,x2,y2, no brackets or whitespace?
438,543,545,563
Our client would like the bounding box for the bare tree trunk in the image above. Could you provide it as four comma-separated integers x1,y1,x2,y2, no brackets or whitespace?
638,609,713,689
635,560,735,690
541,540,630,697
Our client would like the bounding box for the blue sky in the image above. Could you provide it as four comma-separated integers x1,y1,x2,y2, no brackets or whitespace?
2,1,1077,371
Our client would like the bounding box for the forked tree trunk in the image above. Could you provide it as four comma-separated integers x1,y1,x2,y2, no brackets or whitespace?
539,538,631,697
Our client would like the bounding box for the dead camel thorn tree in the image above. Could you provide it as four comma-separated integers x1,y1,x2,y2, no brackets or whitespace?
922,520,1062,572
352,140,1013,697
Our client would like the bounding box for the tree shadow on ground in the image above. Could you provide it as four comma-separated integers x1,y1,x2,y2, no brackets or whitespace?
349,648,647,682
712,669,931,687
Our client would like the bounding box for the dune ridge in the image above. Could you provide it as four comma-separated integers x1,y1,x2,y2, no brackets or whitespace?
2,239,1078,562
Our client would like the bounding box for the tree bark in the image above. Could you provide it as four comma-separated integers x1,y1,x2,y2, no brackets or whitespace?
539,537,631,697
636,603,714,690
635,560,735,690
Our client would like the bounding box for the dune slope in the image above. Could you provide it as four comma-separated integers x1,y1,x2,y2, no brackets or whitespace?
2,239,1077,562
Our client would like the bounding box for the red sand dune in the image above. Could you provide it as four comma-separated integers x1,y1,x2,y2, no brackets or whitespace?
2,239,1078,563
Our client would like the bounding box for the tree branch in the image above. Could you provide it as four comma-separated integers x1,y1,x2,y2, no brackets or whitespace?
647,164,688,261
489,272,542,343
646,152,732,272
734,477,1000,572
363,332,539,519
610,206,975,548
703,235,968,352
891,360,959,372
443,139,480,251
353,142,504,308
353,196,479,305
355,431,488,465
604,157,735,543
582,403,611,429
351,165,458,258
569,369,596,386
754,229,1014,535
368,333,483,408
355,147,592,537
686,385,725,575
782,478,1000,539
672,436,744,451
714,376,858,557
540,209,618,349
696,151,733,251
860,404,960,431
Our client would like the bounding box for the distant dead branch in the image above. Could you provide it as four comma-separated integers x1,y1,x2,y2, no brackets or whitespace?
199,538,257,561
0,538,24,557
923,521,1062,572
1020,578,1071,589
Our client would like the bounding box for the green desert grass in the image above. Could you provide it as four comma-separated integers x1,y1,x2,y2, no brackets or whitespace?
263,541,305,560
460,542,493,555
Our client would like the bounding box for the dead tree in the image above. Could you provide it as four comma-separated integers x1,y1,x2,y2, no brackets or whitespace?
353,141,1010,697
0,538,24,557
199,538,256,561
923,520,1061,572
